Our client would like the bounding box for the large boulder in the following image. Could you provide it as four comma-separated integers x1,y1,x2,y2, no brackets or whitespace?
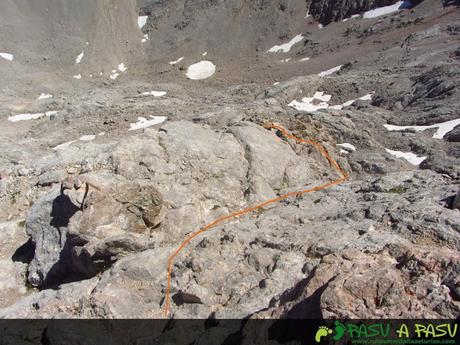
26,186,77,288
67,180,166,277
25,177,167,287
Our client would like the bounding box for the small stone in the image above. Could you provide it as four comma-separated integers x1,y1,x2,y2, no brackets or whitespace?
81,160,93,173
18,168,30,176
38,170,67,186
394,101,403,110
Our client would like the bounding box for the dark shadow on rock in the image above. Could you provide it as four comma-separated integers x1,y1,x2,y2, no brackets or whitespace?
441,194,456,209
266,278,336,344
36,194,80,289
12,238,35,264
41,236,103,290
443,0,460,7
50,194,80,228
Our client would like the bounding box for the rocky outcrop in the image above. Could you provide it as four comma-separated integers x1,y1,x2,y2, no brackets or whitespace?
0,0,459,323
308,0,403,25
26,186,74,288
25,177,167,287
254,244,460,319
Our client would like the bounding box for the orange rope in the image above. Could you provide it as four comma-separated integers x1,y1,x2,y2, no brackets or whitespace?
163,123,349,316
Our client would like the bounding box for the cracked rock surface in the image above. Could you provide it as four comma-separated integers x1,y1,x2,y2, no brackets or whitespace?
0,0,458,322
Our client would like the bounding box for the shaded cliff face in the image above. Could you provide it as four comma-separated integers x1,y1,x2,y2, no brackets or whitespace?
139,0,309,58
308,0,402,24
0,0,142,74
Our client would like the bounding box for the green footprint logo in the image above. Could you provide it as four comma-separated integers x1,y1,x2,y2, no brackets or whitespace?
315,326,333,343
333,321,346,341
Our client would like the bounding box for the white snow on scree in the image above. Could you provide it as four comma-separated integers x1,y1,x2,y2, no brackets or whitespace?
384,118,460,139
267,35,304,53
8,111,60,122
53,133,104,150
329,93,373,109
289,92,331,112
385,149,427,166
363,1,411,19
337,143,356,152
343,14,361,22
53,141,77,151
289,92,373,112
0,53,14,61
75,51,84,64
138,16,148,29
186,61,216,80
79,135,96,141
129,116,167,131
118,63,127,72
170,57,184,65
73,74,82,80
37,93,53,100
142,91,167,97
318,65,343,77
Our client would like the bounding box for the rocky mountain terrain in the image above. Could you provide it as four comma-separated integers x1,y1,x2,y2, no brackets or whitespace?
0,0,458,326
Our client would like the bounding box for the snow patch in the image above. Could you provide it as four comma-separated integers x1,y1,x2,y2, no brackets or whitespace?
337,143,356,152
142,91,167,97
138,16,148,29
202,52,208,56
384,118,460,139
129,116,167,131
267,34,304,53
79,135,96,141
73,74,82,80
53,140,77,151
118,63,127,72
385,149,427,166
170,57,184,65
281,58,291,63
341,93,374,107
299,57,310,62
142,34,149,43
0,53,14,61
318,24,324,29
110,73,120,80
37,93,53,100
318,65,343,77
289,91,373,112
343,14,361,22
75,51,84,64
363,1,411,19
288,91,332,112
8,111,60,122
186,60,216,80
